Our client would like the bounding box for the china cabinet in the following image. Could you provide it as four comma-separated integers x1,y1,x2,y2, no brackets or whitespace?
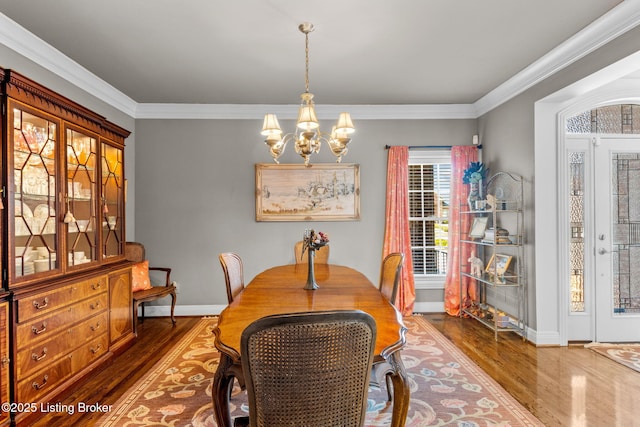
1,69,133,425
459,172,527,340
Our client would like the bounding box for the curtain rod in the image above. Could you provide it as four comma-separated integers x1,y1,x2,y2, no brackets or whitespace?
384,144,483,150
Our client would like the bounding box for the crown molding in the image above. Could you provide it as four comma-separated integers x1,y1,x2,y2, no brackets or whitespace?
1,1,639,121
134,103,478,120
474,0,640,117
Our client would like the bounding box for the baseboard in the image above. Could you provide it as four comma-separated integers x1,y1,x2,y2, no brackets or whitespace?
138,304,226,317
413,301,445,313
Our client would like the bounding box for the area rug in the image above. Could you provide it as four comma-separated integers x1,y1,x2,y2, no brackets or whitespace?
98,315,543,426
585,343,640,373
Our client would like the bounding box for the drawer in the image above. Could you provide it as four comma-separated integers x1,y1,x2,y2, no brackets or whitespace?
16,311,108,378
16,293,108,343
17,276,107,323
16,333,109,403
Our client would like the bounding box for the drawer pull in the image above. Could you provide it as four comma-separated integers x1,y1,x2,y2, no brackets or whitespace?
91,282,102,290
90,301,100,310
32,322,47,335
32,375,49,390
33,297,49,309
32,348,47,361
90,322,101,332
90,344,102,354
1,357,10,367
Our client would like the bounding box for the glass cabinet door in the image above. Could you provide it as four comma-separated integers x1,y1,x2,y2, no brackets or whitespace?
11,104,59,279
66,127,98,267
102,143,124,259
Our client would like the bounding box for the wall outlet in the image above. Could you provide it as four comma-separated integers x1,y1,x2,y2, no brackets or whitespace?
173,281,180,294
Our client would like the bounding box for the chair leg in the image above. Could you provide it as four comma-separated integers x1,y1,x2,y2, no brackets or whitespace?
170,290,177,326
133,300,140,337
385,373,394,401
140,302,145,323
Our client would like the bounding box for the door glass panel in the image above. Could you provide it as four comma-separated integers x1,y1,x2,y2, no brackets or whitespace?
569,152,585,313
102,144,123,258
66,128,98,266
611,153,640,314
12,108,58,277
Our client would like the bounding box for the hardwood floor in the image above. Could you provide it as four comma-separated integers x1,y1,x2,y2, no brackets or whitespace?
29,314,640,427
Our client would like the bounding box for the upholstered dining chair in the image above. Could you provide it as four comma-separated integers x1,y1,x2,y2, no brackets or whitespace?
293,240,330,264
379,252,405,305
219,252,245,304
234,310,376,427
372,252,404,401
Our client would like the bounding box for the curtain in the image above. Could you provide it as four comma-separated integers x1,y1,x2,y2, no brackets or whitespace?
443,146,479,316
383,146,415,316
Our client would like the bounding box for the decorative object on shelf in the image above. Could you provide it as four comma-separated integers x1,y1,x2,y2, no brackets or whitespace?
260,22,355,166
63,195,76,224
468,250,483,277
485,253,512,278
302,229,329,290
462,161,488,210
468,216,488,239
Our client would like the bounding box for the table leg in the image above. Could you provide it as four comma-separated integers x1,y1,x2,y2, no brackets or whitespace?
212,353,234,427
388,351,410,427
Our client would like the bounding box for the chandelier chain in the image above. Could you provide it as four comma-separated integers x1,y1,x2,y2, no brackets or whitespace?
304,30,310,94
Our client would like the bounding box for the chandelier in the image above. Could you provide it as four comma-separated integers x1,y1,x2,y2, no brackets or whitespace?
260,22,355,166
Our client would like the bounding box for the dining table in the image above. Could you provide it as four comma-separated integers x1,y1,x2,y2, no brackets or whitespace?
212,263,410,427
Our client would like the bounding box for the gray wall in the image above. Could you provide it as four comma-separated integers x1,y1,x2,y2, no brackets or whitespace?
134,119,476,307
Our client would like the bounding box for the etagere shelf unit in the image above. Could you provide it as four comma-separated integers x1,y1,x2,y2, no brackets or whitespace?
459,172,526,340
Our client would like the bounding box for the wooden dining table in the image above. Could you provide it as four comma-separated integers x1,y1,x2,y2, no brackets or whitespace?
212,263,409,427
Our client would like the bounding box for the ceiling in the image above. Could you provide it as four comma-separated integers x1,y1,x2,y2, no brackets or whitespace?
0,0,636,115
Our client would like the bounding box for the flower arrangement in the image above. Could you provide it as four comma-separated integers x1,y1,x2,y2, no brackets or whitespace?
302,229,329,255
462,162,488,184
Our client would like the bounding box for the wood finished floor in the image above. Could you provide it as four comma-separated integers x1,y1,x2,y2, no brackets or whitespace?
30,314,640,427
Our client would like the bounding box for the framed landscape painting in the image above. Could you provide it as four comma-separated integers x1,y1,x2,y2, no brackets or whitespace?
255,163,360,221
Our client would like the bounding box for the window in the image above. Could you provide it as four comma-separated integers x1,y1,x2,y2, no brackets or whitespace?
409,150,451,288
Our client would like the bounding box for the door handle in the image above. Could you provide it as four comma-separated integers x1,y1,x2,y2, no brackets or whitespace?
598,248,608,255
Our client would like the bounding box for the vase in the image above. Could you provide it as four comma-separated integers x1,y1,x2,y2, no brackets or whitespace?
304,247,319,290
468,181,481,211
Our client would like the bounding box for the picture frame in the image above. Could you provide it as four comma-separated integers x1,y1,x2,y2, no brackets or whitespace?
485,254,513,276
468,216,489,239
255,163,360,221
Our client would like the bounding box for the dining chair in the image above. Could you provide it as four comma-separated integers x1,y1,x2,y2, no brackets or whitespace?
234,310,376,427
372,251,404,401
293,240,330,264
379,252,404,305
219,252,245,304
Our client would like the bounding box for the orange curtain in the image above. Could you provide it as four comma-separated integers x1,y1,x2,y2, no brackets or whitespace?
444,146,479,316
383,146,415,316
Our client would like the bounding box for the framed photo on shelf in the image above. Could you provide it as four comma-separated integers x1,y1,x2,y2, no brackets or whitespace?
485,254,512,276
255,163,360,221
468,216,489,239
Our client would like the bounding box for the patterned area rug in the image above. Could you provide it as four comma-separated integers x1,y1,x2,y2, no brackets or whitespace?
98,315,542,426
586,343,640,373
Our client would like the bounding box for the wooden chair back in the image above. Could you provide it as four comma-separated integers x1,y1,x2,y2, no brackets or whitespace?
379,252,404,305
293,241,330,264
219,252,245,304
239,310,375,427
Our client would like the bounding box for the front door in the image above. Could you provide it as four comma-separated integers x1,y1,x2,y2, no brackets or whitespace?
594,136,640,342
